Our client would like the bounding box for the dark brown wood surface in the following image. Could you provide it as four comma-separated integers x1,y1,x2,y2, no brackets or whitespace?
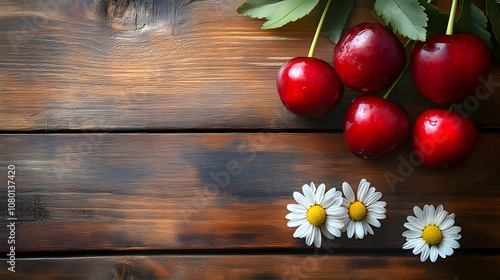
0,133,499,252
0,0,499,131
1,0,499,279
2,255,499,279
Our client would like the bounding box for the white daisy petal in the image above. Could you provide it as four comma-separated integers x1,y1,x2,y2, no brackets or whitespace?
369,212,386,220
359,178,367,186
326,207,346,216
442,239,460,249
368,205,387,214
426,205,436,225
443,246,455,257
407,216,425,229
288,218,307,228
422,204,430,224
285,213,304,221
402,230,423,239
294,222,311,238
420,245,430,262
357,179,369,202
365,214,381,227
437,246,447,259
346,221,355,238
325,217,345,229
430,245,439,262
362,219,374,235
310,182,316,192
403,238,420,250
341,198,350,207
302,184,315,206
413,206,426,223
315,183,326,205
442,226,461,235
313,226,322,248
325,219,342,237
341,219,349,232
439,217,455,230
287,204,307,214
355,221,364,239
293,192,311,209
438,242,453,257
450,240,460,249
321,201,333,211
444,234,462,241
363,192,382,207
324,195,343,209
434,206,447,226
404,222,421,231
371,201,387,209
321,199,334,210
305,225,315,246
332,196,343,207
320,225,334,239
366,186,376,197
342,182,355,203
445,213,455,221
324,187,338,199
412,240,427,255
330,226,342,237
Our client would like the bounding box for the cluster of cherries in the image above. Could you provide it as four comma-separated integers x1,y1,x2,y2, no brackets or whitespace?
277,22,491,170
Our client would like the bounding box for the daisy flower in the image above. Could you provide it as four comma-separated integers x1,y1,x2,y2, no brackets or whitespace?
286,182,347,248
403,205,461,262
341,179,387,239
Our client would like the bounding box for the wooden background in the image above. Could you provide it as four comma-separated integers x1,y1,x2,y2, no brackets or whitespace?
0,0,499,279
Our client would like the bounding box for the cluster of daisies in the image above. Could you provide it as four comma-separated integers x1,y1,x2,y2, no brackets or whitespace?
286,179,461,263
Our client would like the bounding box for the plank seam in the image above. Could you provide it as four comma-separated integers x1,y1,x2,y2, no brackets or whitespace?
0,128,499,134
6,248,500,259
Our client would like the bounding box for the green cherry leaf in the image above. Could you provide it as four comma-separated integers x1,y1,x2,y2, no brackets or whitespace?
486,0,500,46
374,0,428,41
418,0,448,34
323,0,355,43
456,0,492,47
236,0,285,19
262,0,320,29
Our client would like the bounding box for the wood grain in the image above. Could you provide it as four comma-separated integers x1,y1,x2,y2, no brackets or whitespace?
0,1,498,278
1,133,498,251
0,0,498,131
1,254,499,279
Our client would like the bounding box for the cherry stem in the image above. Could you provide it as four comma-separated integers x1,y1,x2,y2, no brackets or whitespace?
446,0,459,35
403,39,412,48
382,40,413,99
308,0,332,58
449,104,454,111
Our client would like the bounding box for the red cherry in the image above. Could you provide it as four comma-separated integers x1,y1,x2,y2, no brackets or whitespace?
277,57,344,118
343,95,410,159
411,32,491,104
412,109,478,170
333,23,406,94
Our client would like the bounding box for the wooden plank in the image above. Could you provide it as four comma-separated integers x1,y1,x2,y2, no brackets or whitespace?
1,254,499,279
1,0,499,131
1,133,499,251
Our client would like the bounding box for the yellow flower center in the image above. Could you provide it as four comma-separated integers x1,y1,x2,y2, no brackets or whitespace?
307,205,326,226
349,201,367,221
422,225,443,246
